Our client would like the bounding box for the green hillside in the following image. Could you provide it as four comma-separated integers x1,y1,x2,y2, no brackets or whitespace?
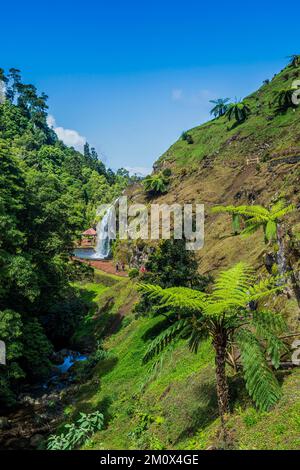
46,60,300,451
156,62,300,168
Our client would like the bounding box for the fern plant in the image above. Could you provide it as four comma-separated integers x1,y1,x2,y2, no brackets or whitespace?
209,98,231,118
138,263,286,438
273,89,296,112
47,411,104,450
226,101,251,123
211,200,295,275
142,173,169,196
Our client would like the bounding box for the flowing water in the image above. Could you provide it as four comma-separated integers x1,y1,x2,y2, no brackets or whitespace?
73,201,117,260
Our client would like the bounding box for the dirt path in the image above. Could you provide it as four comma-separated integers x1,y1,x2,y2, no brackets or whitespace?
75,258,128,277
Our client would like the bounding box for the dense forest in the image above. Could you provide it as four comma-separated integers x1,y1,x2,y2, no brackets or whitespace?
0,68,132,406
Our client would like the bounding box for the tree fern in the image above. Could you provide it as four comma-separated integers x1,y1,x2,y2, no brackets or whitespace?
138,263,286,430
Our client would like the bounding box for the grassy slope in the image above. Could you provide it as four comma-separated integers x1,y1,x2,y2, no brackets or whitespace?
64,272,300,450
157,64,300,168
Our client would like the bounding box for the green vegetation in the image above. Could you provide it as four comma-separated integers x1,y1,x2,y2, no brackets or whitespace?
0,68,132,405
52,272,300,450
143,173,169,196
226,101,251,124
209,98,231,118
287,54,300,68
47,411,104,450
143,239,211,289
274,89,296,113
212,200,295,243
181,131,194,144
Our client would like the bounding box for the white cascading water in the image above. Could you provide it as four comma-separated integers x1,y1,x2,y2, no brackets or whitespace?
92,201,117,259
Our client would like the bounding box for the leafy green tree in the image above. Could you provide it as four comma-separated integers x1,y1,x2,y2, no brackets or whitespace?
226,101,251,123
6,68,21,103
209,98,231,118
0,310,24,405
22,318,53,379
145,239,211,289
139,263,285,437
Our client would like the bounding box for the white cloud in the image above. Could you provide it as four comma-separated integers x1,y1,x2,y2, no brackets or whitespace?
47,114,86,151
171,88,183,101
171,88,216,107
125,166,152,177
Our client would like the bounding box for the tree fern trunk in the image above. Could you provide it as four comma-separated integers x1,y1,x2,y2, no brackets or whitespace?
276,223,287,276
277,223,297,300
213,329,230,442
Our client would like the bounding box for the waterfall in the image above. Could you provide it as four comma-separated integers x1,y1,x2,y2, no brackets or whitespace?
92,201,117,259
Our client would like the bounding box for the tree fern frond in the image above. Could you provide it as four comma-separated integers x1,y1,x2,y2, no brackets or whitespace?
212,262,254,302
241,222,262,238
248,275,285,301
235,329,282,411
146,341,177,379
231,214,241,234
143,319,187,363
252,311,287,369
271,203,296,221
211,205,239,215
235,205,269,218
137,283,207,311
264,220,277,242
252,310,286,335
269,199,286,214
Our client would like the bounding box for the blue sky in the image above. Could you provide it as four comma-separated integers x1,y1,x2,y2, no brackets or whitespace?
1,0,300,174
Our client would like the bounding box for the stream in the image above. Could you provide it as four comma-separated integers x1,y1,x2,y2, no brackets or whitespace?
0,350,88,450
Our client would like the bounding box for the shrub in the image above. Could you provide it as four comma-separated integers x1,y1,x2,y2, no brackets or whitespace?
181,131,194,144
47,411,104,450
162,168,172,178
142,174,169,196
129,268,139,279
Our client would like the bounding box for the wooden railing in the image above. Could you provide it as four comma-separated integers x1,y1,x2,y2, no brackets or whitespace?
246,156,260,165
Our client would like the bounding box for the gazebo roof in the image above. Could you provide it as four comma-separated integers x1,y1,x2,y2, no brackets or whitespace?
82,228,97,236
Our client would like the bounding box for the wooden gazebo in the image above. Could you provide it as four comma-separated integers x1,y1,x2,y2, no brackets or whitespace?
81,228,97,246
